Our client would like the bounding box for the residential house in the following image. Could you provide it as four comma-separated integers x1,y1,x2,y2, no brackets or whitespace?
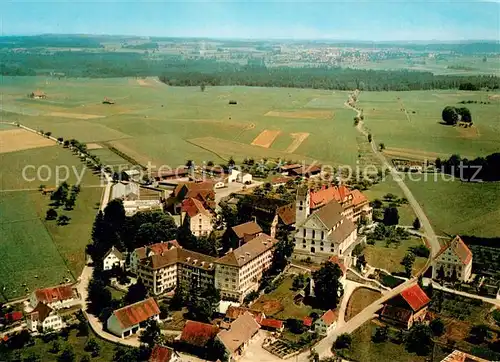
106,298,160,338
30,285,79,310
314,309,338,336
129,240,180,274
380,284,430,329
215,234,278,302
111,182,140,201
225,306,265,324
30,90,46,99
217,312,260,361
260,318,284,332
303,317,313,330
149,345,179,362
172,181,215,212
229,221,263,248
27,303,63,333
440,350,489,362
178,320,219,353
432,235,473,282
181,197,213,237
103,246,125,271
294,187,358,262
138,248,216,296
310,185,372,223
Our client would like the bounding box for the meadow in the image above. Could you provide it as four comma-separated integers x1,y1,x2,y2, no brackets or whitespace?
0,141,102,301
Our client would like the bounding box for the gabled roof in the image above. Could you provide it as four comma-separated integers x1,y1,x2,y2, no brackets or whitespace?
327,218,357,244
260,318,283,330
141,247,216,271
104,246,123,261
29,302,53,322
112,298,160,329
34,285,75,304
399,284,431,312
181,197,210,217
4,311,23,322
277,203,296,226
225,306,265,324
311,185,351,208
173,181,214,198
149,345,175,362
216,234,278,267
318,309,338,326
351,189,369,207
217,312,260,353
380,304,413,324
180,320,219,347
436,235,472,265
303,317,313,327
111,182,140,200
32,90,46,96
312,201,345,229
231,221,263,239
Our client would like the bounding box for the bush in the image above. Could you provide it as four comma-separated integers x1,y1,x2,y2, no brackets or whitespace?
335,333,352,349
243,290,259,305
430,318,445,336
492,309,500,326
409,245,430,258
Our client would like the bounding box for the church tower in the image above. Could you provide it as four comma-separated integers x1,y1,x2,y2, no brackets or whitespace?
295,186,310,226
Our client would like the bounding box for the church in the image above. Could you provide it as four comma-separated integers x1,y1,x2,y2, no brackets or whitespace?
293,186,360,263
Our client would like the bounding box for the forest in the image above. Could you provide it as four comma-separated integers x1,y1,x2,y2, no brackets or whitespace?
1,49,499,91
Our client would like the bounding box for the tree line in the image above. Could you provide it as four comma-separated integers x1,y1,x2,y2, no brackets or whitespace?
1,49,499,91
436,153,500,182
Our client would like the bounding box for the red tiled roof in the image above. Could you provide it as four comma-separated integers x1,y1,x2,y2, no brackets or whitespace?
35,285,74,304
181,197,210,217
351,189,368,207
436,235,472,265
400,284,431,312
280,164,302,171
148,240,180,254
303,317,313,327
4,312,23,322
320,309,338,326
173,181,214,198
113,298,160,329
277,203,296,226
328,255,347,274
180,320,219,347
310,185,352,209
272,176,292,184
260,318,283,330
149,345,174,362
225,306,265,324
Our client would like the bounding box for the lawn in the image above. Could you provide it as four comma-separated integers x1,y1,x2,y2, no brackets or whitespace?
363,237,428,275
251,276,322,320
0,328,119,361
337,321,428,362
345,288,382,321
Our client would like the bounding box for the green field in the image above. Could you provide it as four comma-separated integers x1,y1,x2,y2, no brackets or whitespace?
0,145,102,301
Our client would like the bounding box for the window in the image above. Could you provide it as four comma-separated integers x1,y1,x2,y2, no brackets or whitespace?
299,206,303,211
312,230,315,239
303,229,306,237
321,231,324,239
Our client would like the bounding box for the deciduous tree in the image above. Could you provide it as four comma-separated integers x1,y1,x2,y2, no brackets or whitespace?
312,261,344,310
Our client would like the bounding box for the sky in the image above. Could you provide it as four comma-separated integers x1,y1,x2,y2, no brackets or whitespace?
1,0,500,41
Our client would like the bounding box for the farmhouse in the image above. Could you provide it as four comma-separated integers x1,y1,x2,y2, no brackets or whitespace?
228,221,263,248
129,240,180,274
181,197,213,237
432,235,473,282
215,234,278,302
29,90,46,99
106,298,160,338
310,185,372,223
149,345,179,362
30,285,79,310
380,284,430,330
138,248,216,295
294,187,358,262
217,312,260,361
103,246,125,271
27,302,63,333
314,309,338,336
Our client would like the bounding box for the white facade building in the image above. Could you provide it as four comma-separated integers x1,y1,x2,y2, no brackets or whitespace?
103,246,125,271
106,298,160,338
314,309,338,336
432,235,473,282
27,303,64,333
30,285,79,310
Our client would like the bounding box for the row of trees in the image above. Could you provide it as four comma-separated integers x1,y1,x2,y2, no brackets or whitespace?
436,152,500,181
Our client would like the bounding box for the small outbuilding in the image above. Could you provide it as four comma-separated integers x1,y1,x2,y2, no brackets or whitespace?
30,90,46,99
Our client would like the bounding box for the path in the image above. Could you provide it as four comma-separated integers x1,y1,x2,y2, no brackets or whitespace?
427,280,500,307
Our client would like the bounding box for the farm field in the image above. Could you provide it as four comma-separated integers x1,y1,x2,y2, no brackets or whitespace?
358,90,500,159
0,143,102,301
